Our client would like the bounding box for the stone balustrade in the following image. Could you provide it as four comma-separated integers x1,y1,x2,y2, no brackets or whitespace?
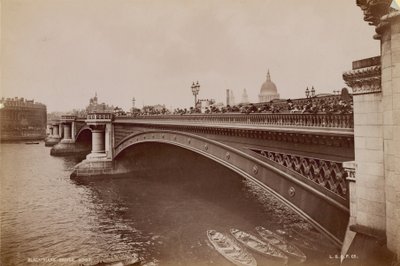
117,113,354,129
61,115,77,121
86,113,114,121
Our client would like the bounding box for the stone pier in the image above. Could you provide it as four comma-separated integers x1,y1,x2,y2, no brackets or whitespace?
45,122,61,146
51,115,90,155
342,2,400,264
71,113,119,179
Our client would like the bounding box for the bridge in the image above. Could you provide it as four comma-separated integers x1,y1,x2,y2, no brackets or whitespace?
45,116,91,152
44,1,400,262
46,110,354,247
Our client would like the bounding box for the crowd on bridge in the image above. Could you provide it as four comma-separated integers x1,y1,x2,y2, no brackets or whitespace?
130,95,353,116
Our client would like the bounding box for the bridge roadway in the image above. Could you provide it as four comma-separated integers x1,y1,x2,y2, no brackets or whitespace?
47,112,354,247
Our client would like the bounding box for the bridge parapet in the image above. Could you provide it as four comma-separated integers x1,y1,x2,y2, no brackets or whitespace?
118,113,354,130
86,112,114,123
61,115,77,122
59,115,77,143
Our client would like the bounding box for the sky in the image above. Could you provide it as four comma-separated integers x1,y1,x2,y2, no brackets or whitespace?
1,0,379,112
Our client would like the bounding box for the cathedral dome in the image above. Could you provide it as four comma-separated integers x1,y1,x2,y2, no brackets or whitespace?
260,70,278,95
258,70,280,103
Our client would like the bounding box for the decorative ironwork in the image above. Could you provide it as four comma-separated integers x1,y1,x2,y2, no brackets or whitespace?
251,148,348,198
113,123,354,149
253,165,259,175
288,187,296,197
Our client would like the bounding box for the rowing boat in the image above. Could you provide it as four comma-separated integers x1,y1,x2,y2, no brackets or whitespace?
230,228,288,263
256,226,306,262
207,230,257,266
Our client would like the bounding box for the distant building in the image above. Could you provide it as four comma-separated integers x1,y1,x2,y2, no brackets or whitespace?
241,89,249,104
230,90,235,106
226,89,236,106
0,97,47,141
86,92,114,113
130,97,140,115
132,97,136,109
258,70,280,102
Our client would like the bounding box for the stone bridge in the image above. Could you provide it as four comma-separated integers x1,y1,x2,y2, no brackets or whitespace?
48,111,354,246
46,116,91,151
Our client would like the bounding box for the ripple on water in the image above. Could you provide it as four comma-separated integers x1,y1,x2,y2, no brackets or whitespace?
1,143,340,266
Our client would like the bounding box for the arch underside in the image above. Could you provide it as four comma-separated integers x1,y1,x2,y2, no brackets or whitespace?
114,130,349,247
75,126,92,143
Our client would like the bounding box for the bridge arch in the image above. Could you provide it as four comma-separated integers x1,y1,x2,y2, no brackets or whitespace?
114,130,348,247
75,126,92,143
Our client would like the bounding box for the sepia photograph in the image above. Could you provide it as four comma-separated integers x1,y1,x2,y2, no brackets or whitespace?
1,0,400,265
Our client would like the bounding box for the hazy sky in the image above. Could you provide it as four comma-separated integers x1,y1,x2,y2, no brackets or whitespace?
1,0,379,112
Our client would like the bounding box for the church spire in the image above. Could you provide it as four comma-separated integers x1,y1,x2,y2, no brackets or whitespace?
266,69,271,81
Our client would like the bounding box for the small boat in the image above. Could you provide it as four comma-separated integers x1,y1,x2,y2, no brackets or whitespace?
256,226,306,262
25,142,40,144
230,228,288,263
207,230,257,266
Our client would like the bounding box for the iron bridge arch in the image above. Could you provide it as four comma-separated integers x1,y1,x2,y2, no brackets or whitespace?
114,130,349,247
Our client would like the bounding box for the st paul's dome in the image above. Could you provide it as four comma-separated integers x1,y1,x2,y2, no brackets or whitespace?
259,70,280,102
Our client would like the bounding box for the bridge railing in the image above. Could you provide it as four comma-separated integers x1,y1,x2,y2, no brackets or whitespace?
116,113,353,129
87,113,114,120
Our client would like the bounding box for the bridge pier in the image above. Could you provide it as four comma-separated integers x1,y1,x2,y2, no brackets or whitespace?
45,122,61,146
342,3,400,263
71,113,118,179
51,116,89,155
58,122,63,139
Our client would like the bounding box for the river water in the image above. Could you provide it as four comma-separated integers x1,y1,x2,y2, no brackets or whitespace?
1,142,339,266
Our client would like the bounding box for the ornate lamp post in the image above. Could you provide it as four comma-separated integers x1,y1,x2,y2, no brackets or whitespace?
191,81,200,108
311,86,315,97
305,87,310,98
